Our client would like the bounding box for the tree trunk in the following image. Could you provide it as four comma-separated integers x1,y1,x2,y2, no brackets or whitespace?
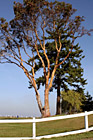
35,87,50,118
43,88,50,117
56,85,61,115
36,93,44,117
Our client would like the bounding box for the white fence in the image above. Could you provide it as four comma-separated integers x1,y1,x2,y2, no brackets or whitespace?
0,111,93,140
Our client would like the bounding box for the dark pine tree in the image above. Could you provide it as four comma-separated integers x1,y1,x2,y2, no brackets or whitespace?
29,38,87,115
82,92,93,111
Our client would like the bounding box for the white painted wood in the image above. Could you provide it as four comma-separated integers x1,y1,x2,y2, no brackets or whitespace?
0,119,33,123
0,111,92,140
33,117,36,140
0,138,32,140
36,127,93,139
35,111,93,122
35,129,88,139
85,111,88,130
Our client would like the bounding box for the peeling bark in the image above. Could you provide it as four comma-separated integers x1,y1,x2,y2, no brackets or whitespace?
44,88,50,117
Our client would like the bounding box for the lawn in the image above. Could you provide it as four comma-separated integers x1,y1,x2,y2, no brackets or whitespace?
41,131,93,140
0,114,92,138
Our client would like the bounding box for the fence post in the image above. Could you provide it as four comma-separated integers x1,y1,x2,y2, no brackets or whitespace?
33,117,36,140
85,111,88,131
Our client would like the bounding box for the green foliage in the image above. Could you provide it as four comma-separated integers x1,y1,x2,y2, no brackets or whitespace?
29,38,87,92
61,90,83,114
82,91,93,111
50,42,87,93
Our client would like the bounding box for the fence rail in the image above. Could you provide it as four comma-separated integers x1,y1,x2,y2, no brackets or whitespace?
0,111,93,140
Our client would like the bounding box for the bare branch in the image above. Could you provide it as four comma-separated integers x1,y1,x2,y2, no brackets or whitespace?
57,38,75,67
35,43,46,77
3,55,21,68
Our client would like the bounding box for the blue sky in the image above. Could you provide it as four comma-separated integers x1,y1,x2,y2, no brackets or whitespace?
0,0,93,117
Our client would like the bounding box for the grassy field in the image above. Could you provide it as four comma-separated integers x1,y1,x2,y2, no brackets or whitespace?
41,131,93,140
0,114,92,138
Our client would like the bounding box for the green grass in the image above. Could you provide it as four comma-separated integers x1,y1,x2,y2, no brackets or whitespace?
0,114,92,138
37,116,85,136
0,123,32,137
41,131,93,140
89,114,93,127
37,114,93,136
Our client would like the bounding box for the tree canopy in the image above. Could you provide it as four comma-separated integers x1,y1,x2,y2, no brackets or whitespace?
61,90,83,114
82,92,93,112
29,40,87,114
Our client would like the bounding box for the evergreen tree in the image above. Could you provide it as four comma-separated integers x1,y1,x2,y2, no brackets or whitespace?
47,41,86,115
82,92,93,111
29,38,87,115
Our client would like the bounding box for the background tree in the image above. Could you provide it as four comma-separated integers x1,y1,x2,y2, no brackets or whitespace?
0,0,91,117
30,40,87,115
50,42,86,115
61,90,83,114
82,91,93,111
